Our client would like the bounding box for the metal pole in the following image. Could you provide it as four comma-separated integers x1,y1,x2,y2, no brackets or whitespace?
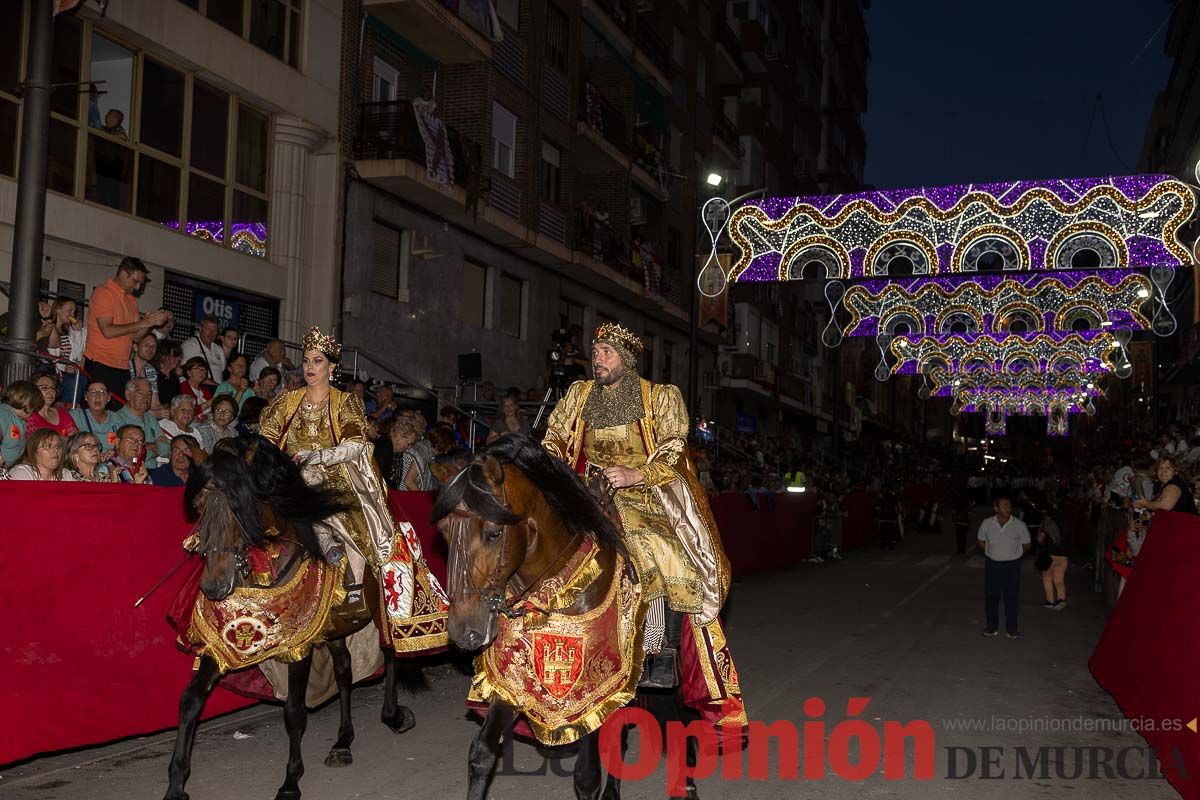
4,0,53,383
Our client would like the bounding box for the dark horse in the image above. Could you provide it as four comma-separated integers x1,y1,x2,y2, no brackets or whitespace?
164,436,420,800
433,435,698,800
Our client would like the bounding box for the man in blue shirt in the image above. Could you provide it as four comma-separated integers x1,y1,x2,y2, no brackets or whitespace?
150,435,197,487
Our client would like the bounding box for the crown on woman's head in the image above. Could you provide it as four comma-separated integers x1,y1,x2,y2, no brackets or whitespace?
593,322,644,357
301,325,341,359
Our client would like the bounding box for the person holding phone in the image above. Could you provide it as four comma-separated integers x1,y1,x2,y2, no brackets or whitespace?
39,297,88,404
110,424,152,484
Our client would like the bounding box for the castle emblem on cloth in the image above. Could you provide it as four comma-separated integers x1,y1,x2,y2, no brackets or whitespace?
532,633,584,699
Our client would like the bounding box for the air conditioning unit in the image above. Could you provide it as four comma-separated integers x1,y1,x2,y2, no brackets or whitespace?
629,196,646,225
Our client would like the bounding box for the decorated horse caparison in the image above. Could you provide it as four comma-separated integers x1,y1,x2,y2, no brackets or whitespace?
163,436,423,800
434,435,709,800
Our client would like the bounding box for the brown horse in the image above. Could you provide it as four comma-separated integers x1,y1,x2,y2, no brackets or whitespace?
164,436,419,800
433,435,698,800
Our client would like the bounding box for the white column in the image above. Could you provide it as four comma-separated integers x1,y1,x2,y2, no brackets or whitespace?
270,116,327,343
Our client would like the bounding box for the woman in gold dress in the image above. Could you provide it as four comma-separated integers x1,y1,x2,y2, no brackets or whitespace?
258,326,448,650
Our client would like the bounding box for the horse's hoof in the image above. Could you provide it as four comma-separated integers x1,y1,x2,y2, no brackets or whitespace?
382,705,416,734
274,790,302,800
163,794,189,800
324,747,354,768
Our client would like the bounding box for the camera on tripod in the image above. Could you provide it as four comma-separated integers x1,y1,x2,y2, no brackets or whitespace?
546,327,581,392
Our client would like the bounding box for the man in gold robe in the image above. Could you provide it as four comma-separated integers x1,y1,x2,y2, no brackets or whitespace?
543,322,744,728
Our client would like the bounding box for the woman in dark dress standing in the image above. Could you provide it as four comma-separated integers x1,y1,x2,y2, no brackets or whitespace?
1132,456,1198,516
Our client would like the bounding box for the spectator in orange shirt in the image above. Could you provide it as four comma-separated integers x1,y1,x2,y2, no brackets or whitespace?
82,257,170,407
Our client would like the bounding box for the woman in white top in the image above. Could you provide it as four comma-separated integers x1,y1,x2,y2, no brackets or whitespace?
160,394,201,441
5,429,76,481
38,298,87,405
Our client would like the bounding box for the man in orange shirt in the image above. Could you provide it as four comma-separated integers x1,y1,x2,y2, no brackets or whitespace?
84,257,170,406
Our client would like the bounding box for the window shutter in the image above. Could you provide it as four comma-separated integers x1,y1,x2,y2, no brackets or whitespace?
372,223,401,298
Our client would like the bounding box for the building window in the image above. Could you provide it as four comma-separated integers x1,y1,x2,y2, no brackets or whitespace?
672,27,685,66
667,227,681,274
182,0,302,68
498,273,525,338
462,261,488,327
372,221,410,300
492,101,517,178
540,140,561,205
546,5,569,71
372,57,399,102
3,13,272,257
669,125,681,170
696,54,707,97
497,0,520,30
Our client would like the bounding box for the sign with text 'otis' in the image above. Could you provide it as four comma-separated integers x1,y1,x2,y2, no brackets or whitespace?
193,291,240,331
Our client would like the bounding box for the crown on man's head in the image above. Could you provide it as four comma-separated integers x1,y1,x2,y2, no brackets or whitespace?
593,322,644,357
301,325,342,359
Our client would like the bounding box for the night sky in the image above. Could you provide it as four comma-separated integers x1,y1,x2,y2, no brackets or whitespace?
863,0,1175,190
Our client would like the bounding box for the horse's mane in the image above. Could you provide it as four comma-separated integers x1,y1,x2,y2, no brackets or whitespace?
431,434,625,554
185,436,349,557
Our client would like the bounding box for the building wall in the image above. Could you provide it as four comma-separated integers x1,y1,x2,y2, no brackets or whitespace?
1,0,343,345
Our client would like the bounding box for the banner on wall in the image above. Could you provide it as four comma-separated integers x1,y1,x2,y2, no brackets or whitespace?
192,291,241,331
1129,340,1154,389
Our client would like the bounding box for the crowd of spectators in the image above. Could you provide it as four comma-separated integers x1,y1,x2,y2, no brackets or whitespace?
0,258,293,484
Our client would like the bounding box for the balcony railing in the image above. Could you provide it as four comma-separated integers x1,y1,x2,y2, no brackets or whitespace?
715,21,745,73
356,99,479,189
713,113,741,156
579,81,628,151
635,19,671,78
574,207,630,273
633,126,668,189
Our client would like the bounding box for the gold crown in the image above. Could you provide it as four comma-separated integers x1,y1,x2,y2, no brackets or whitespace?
301,325,342,359
592,322,644,357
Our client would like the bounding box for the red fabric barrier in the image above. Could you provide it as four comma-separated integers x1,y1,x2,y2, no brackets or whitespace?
841,490,879,550
0,484,450,768
0,482,869,766
708,492,816,575
1089,511,1200,798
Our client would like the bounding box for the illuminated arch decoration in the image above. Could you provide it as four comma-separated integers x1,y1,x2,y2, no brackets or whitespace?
723,175,1195,284
842,271,1152,339
892,332,1126,377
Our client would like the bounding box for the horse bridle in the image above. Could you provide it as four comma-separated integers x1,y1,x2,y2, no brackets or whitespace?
195,485,305,587
450,472,582,619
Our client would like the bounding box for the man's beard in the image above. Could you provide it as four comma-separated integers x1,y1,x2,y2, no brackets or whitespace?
594,363,624,386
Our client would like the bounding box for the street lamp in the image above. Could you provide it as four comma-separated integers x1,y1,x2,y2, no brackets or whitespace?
705,172,724,188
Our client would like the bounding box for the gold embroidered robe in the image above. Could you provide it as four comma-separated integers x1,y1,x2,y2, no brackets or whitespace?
542,378,730,626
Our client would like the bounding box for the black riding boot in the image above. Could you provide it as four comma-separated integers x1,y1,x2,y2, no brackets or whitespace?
641,609,684,689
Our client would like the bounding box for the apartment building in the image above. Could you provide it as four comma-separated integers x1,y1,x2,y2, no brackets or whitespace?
0,0,345,347
716,0,872,446
337,0,798,410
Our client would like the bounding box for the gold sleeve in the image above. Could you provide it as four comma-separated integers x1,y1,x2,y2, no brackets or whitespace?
638,383,689,487
258,392,290,448
338,392,370,443
542,380,589,463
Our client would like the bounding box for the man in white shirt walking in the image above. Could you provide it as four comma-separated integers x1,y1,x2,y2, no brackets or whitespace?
977,496,1031,639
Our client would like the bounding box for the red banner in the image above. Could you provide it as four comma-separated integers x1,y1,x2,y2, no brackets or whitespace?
1090,511,1200,798
0,484,874,767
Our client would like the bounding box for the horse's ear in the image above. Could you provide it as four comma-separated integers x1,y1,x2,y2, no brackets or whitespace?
480,455,505,486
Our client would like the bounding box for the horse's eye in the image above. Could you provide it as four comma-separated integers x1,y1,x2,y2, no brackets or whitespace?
482,525,503,543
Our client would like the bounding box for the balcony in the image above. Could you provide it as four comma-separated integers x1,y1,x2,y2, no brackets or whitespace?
364,0,495,63
635,19,672,81
712,112,741,164
580,0,671,93
632,126,670,199
579,80,628,152
356,100,477,188
719,352,775,397
714,20,746,84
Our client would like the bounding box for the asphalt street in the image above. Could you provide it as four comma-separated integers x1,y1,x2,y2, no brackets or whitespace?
1,513,1176,800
